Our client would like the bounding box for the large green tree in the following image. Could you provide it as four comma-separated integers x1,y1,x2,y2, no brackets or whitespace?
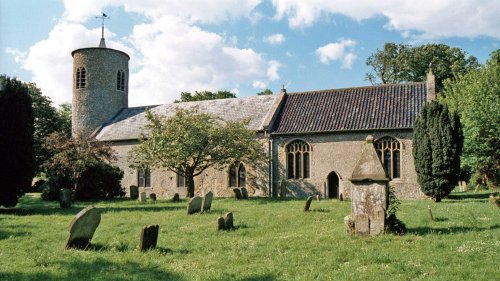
443,50,500,188
174,90,236,103
413,101,463,201
129,109,265,197
0,76,35,207
257,89,273,95
366,43,480,93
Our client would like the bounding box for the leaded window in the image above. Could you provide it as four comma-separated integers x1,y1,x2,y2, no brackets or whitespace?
76,67,86,89
177,173,185,188
117,70,125,91
229,162,246,188
286,140,311,179
375,136,401,179
138,168,151,187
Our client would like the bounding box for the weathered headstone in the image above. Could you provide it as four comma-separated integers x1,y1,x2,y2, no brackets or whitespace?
339,193,344,201
149,193,157,201
172,193,180,202
187,196,203,215
139,191,147,203
139,224,159,252
316,194,320,201
304,196,313,211
202,191,214,212
233,188,242,200
370,206,385,236
280,180,287,198
355,213,369,237
59,188,72,208
240,187,249,199
224,212,234,229
344,215,355,236
65,206,101,249
130,185,139,199
216,217,225,231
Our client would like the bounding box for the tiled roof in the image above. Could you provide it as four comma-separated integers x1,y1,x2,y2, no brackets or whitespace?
95,95,278,141
272,82,427,134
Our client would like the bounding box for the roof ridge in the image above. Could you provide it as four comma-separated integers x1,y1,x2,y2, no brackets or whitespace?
288,81,426,96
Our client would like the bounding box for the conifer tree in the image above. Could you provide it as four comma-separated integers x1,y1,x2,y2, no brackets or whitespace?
413,101,463,201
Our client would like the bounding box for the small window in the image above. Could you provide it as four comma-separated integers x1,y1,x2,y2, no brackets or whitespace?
76,67,86,89
117,70,125,91
177,173,185,188
375,136,401,179
138,168,151,187
229,162,246,188
286,140,311,179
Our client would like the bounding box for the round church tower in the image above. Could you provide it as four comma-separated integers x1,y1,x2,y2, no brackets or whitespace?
71,38,129,137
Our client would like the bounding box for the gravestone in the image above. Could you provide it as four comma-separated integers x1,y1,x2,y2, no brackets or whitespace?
355,213,369,237
59,188,71,208
224,212,234,229
139,224,159,251
65,206,101,249
240,187,249,199
202,191,213,212
139,191,147,203
149,193,157,201
187,196,203,215
316,194,320,201
370,206,385,236
216,217,226,231
233,188,242,200
344,215,355,236
130,185,139,199
172,193,180,202
304,196,313,212
280,180,287,198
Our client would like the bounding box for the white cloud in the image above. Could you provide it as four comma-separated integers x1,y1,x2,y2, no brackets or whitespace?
267,60,281,81
264,33,286,45
253,80,267,89
272,0,500,39
316,39,357,69
5,48,27,63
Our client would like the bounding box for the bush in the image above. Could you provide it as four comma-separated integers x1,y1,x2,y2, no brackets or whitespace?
385,186,406,235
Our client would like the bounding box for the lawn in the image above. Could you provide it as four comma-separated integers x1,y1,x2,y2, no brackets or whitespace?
0,191,498,281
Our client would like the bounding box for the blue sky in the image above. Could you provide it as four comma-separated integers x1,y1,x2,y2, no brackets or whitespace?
1,0,499,106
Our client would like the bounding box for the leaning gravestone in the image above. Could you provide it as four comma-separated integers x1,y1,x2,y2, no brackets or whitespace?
59,188,71,208
187,196,203,215
139,191,147,203
172,193,180,202
370,206,385,236
216,217,226,231
355,213,369,237
224,212,234,229
304,196,313,212
240,187,249,199
65,206,101,249
202,191,214,212
233,188,242,200
130,185,139,199
139,224,159,251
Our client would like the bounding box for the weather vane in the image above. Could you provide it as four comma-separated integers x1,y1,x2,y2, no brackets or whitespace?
96,13,109,39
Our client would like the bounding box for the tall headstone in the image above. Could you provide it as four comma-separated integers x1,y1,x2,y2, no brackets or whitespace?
139,191,147,203
224,212,234,229
202,191,213,212
233,188,242,200
216,217,226,231
59,188,72,208
65,206,101,249
139,224,159,251
187,196,203,215
240,187,249,199
304,196,313,212
129,185,139,199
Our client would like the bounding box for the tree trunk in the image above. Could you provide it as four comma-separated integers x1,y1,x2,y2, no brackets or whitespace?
186,173,195,198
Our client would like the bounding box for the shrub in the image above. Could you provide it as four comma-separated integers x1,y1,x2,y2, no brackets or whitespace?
385,186,406,235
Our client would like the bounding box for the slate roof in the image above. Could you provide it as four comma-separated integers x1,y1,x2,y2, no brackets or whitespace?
95,95,278,141
272,82,427,134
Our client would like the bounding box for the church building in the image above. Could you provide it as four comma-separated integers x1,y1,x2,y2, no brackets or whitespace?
71,37,433,200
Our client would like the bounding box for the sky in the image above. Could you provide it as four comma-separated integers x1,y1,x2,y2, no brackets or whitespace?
1,0,499,107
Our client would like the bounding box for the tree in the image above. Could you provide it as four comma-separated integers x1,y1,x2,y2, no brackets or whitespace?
0,76,34,207
41,132,124,200
413,101,463,201
257,89,273,95
174,90,236,103
129,109,265,197
443,50,500,188
366,43,480,93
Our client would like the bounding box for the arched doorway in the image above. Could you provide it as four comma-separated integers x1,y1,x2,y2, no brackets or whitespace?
327,171,339,199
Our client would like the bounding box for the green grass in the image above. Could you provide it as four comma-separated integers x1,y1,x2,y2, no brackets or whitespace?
0,191,498,281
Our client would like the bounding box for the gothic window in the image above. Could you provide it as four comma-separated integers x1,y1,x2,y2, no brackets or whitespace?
117,70,125,91
375,136,401,179
76,67,86,89
229,162,246,188
138,168,151,187
177,173,185,188
286,140,311,179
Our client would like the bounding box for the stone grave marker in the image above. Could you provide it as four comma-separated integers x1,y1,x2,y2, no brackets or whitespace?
355,213,369,237
172,193,180,202
149,193,157,201
344,215,355,236
139,191,147,203
370,206,385,236
139,224,159,251
216,217,225,231
130,185,139,199
65,206,101,249
202,191,213,212
304,196,313,211
224,212,234,229
233,188,242,200
59,188,71,208
187,196,203,215
240,187,249,199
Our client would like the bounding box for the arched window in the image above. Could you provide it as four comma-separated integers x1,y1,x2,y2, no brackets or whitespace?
229,162,246,188
177,173,185,188
117,70,125,91
138,168,151,187
76,67,86,89
375,136,401,179
286,140,311,179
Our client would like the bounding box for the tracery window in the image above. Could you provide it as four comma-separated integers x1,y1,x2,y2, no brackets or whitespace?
138,168,151,187
76,67,86,89
375,136,401,179
286,140,310,179
117,70,125,91
229,162,246,188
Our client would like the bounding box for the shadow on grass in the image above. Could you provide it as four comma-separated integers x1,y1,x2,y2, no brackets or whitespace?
0,258,186,281
408,224,500,236
446,192,493,201
88,243,191,256
237,274,276,281
0,229,31,240
311,208,330,213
